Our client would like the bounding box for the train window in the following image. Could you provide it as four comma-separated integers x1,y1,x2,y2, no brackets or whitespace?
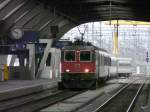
80,51,91,61
104,57,107,65
64,51,75,61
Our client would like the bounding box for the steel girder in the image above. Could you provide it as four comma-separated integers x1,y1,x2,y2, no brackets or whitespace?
38,0,150,23
0,0,75,40
1,0,150,40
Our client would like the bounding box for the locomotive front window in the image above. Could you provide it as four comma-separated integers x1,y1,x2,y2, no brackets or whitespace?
80,51,91,61
64,51,75,61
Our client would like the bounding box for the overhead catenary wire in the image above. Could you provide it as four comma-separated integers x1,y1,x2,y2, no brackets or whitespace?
77,24,88,40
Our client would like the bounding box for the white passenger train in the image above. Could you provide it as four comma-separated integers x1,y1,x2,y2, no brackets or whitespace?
110,57,132,77
39,47,132,82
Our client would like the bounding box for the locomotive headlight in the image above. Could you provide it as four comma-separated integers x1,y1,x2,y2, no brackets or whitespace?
66,69,70,72
84,69,89,73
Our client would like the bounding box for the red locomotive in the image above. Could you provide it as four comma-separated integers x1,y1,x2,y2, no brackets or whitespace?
58,40,111,89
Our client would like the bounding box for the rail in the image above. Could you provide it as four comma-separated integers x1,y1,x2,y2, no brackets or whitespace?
92,79,145,112
126,82,145,112
91,84,130,112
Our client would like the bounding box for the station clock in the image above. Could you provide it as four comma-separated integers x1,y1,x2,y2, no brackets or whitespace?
10,28,24,39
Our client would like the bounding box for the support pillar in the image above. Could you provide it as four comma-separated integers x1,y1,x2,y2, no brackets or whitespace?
0,55,7,78
9,55,17,66
18,55,25,66
113,20,119,56
50,48,57,79
36,39,53,78
27,44,35,79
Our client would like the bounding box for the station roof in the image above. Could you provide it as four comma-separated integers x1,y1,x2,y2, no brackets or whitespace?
0,0,150,39
39,0,150,23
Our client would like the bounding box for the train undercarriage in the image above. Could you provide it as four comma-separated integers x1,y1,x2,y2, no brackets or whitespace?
58,73,107,90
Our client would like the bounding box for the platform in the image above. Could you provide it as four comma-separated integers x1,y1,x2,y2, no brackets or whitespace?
0,79,57,101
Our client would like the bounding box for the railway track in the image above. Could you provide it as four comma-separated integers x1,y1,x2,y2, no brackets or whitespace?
0,87,84,112
91,81,146,112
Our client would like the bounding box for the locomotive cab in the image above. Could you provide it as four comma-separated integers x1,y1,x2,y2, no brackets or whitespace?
59,46,97,89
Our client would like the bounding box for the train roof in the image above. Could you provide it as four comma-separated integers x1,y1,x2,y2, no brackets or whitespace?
111,56,132,63
111,56,118,61
117,57,132,61
62,45,108,53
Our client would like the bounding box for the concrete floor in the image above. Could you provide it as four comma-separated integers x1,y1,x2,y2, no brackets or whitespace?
0,79,57,101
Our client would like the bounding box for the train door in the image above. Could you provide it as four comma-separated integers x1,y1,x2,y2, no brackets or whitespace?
97,52,100,77
100,54,103,77
100,54,104,77
95,51,99,78
104,56,106,76
99,53,102,77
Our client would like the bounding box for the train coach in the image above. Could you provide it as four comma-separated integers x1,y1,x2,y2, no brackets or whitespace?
117,57,132,77
58,42,111,89
110,57,132,78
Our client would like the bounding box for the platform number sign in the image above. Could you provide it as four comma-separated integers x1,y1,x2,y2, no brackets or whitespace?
146,51,149,63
